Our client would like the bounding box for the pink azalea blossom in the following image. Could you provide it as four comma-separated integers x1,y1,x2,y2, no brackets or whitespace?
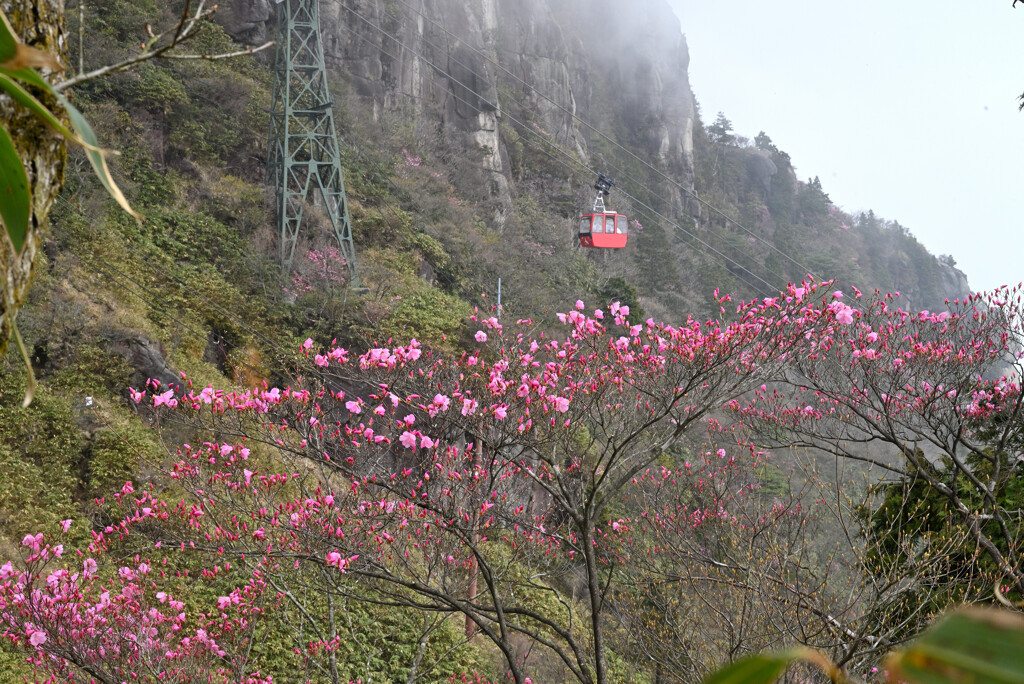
399,431,417,449
475,330,488,343
153,389,177,408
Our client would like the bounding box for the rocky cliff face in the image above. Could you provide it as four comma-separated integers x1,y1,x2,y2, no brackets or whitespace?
219,0,971,312
222,0,698,226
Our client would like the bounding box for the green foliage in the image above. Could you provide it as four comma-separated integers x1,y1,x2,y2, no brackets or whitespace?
0,639,34,679
329,597,491,682
861,436,1024,632
755,462,790,501
0,123,29,252
599,276,646,322
707,112,736,145
359,248,469,346
704,648,817,684
702,609,1024,684
0,366,81,538
634,223,682,293
48,344,134,397
753,131,777,153
81,409,160,496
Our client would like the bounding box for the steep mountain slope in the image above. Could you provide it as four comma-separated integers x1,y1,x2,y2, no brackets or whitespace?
219,0,969,320
0,0,973,554
0,0,973,564
0,0,975,677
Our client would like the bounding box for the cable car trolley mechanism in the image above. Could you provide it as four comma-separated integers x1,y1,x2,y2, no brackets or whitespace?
579,173,627,248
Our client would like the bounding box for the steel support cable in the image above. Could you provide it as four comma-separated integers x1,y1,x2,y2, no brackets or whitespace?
332,1,780,286
334,8,782,296
336,4,782,295
335,5,782,294
379,0,814,280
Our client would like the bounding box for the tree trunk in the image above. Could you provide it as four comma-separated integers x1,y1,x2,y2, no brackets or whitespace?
581,523,607,684
0,0,66,356
466,435,482,638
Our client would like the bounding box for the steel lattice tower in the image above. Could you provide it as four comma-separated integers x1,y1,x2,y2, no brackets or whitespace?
267,0,358,285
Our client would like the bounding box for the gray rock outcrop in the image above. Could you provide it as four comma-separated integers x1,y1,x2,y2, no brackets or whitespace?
220,0,699,226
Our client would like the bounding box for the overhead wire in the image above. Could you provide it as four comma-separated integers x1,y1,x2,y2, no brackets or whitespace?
381,0,814,281
27,2,803,425
335,3,782,295
334,4,782,296
46,2,785,397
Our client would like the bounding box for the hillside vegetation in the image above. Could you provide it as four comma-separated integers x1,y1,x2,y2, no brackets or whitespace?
0,1,1000,682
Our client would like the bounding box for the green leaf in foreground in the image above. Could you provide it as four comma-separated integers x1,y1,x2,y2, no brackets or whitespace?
0,8,16,63
11,318,34,407
0,123,30,253
886,608,1024,684
0,72,79,143
703,648,830,684
0,9,60,72
52,90,140,222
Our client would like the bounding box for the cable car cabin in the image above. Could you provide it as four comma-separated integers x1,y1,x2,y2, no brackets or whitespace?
579,212,627,248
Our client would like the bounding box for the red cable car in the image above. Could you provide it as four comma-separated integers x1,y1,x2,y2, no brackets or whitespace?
579,174,627,249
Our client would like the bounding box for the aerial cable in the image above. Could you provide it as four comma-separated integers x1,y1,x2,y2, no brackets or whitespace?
382,0,814,280
335,13,779,296
334,8,782,296
353,1,791,291
336,4,784,295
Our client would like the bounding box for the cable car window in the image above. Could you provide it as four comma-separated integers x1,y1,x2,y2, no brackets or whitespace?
617,215,627,234
593,216,604,234
580,217,591,234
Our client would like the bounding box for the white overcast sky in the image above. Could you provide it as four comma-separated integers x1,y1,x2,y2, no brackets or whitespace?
669,0,1023,294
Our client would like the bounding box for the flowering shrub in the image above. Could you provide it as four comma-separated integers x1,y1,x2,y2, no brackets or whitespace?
0,520,271,682
6,282,1022,683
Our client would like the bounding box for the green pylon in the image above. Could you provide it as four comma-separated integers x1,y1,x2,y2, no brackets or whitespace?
267,0,359,286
